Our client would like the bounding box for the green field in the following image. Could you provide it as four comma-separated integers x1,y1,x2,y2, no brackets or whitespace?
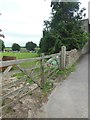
0,52,38,59
0,52,39,68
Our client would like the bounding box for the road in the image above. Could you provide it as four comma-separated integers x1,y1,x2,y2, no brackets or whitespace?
36,54,88,118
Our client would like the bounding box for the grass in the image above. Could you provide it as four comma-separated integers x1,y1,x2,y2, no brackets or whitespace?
12,72,25,79
42,81,53,93
0,52,38,59
12,72,34,84
0,52,38,68
19,61,38,68
27,78,34,84
58,64,76,76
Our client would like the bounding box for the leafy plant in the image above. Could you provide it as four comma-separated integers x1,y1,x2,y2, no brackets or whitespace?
0,39,5,51
42,80,53,93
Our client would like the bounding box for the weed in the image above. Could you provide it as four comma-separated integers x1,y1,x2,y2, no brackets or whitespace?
12,72,25,79
27,78,34,84
57,64,76,76
42,80,53,94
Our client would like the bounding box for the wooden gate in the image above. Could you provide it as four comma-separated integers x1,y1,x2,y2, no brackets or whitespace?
0,52,62,118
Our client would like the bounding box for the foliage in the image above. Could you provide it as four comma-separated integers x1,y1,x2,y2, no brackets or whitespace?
39,32,56,54
39,1,88,54
0,14,5,38
42,80,53,93
0,29,5,38
12,43,21,51
57,64,76,76
25,41,37,51
0,14,5,51
12,72,25,79
0,39,5,51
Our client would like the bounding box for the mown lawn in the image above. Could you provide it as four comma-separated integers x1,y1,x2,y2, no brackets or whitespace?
0,52,39,68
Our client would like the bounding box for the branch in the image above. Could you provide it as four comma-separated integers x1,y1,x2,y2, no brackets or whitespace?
0,34,5,38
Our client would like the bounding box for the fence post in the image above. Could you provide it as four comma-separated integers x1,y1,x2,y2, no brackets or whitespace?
60,46,66,70
65,55,70,69
40,53,45,88
59,51,61,70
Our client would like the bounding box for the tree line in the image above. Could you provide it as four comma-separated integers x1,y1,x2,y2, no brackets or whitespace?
0,40,37,52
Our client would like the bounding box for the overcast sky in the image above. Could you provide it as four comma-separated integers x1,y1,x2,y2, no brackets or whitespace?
0,0,90,47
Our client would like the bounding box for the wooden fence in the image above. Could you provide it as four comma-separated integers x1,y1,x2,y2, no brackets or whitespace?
0,46,67,118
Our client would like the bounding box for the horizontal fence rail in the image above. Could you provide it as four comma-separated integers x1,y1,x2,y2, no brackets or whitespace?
0,53,60,68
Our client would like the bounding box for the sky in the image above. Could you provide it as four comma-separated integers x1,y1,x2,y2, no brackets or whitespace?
0,0,90,47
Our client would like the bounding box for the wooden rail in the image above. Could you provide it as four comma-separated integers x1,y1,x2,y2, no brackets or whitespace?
0,84,38,114
0,53,60,67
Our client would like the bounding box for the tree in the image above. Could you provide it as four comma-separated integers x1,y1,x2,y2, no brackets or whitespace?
39,1,88,54
43,20,50,31
0,14,5,38
25,41,37,51
12,43,21,51
39,32,56,54
0,29,5,38
0,13,5,51
0,39,5,51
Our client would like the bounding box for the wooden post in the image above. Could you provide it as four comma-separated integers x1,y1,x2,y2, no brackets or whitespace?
40,53,45,88
60,46,66,70
59,51,61,70
0,73,2,118
65,55,70,69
